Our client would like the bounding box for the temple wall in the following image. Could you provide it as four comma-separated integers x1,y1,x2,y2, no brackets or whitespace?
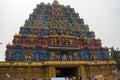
77,62,117,79
0,61,116,80
0,66,46,80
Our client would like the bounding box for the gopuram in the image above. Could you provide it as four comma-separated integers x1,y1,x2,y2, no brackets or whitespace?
0,0,117,80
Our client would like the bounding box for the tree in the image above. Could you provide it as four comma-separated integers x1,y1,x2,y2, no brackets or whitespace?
110,47,120,71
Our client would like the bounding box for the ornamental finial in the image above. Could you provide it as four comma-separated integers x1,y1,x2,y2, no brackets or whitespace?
53,0,59,5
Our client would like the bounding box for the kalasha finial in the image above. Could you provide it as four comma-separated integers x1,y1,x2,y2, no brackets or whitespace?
53,0,59,5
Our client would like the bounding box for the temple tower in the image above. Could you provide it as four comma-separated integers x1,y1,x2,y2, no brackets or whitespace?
0,1,116,80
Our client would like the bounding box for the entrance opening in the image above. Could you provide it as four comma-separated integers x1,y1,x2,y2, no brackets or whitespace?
56,67,78,78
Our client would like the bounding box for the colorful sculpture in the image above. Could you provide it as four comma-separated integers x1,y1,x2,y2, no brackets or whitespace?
5,0,109,62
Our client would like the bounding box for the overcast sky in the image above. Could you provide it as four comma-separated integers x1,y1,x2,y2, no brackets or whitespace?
0,0,120,61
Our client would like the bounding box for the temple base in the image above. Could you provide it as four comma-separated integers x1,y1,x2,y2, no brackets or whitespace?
0,60,116,80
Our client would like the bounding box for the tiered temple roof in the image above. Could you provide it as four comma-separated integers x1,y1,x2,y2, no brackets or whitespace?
5,0,109,62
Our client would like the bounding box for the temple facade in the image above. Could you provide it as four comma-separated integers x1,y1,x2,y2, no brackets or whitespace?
0,0,117,80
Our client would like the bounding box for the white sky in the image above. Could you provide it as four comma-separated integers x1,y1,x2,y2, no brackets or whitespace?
0,0,120,61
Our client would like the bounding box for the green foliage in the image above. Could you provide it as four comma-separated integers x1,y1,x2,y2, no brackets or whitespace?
110,47,120,70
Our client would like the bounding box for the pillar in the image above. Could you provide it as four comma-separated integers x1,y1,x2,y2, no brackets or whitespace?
78,65,87,79
46,66,56,78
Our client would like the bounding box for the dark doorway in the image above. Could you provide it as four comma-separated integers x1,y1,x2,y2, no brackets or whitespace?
56,67,78,78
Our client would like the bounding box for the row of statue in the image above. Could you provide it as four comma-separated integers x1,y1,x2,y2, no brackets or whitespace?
19,27,92,37
6,49,108,61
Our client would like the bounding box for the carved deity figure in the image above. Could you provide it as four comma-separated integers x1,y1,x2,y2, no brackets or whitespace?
62,54,67,61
